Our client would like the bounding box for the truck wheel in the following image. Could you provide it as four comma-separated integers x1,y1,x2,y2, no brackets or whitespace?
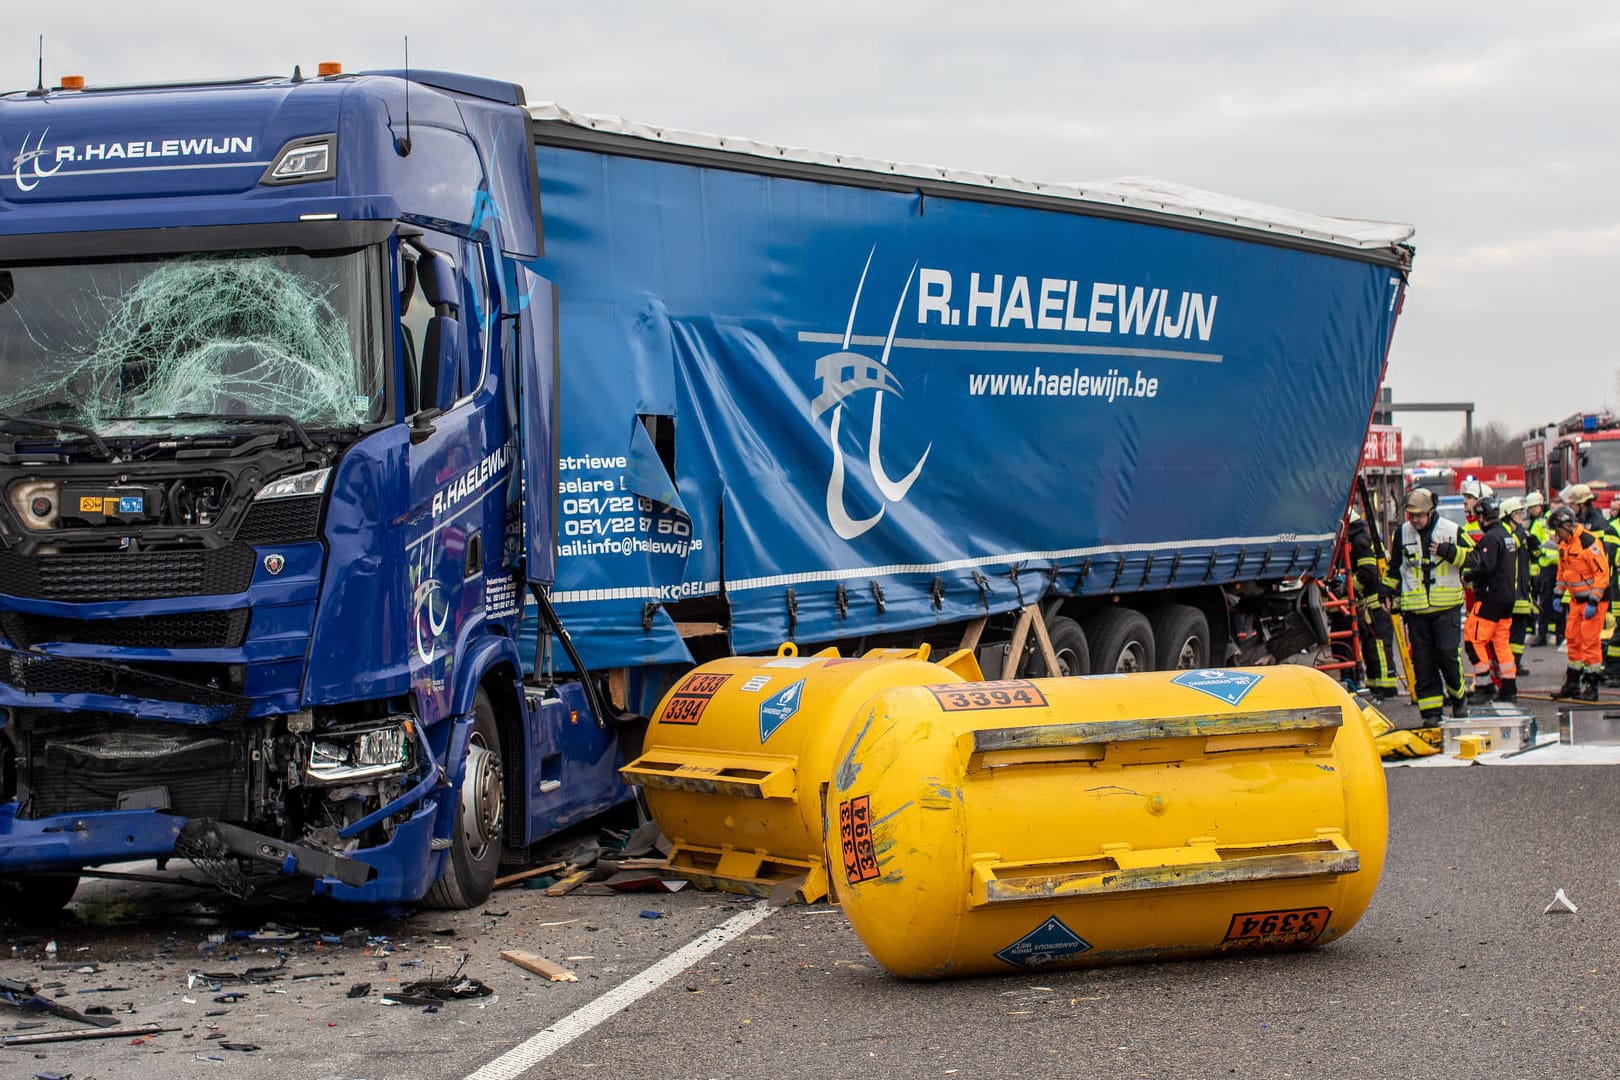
1152,604,1211,670
1024,615,1090,677
424,690,505,909
1086,608,1156,674
0,872,81,921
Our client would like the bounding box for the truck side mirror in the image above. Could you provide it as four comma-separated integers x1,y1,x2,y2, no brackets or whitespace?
419,251,460,316
417,315,462,414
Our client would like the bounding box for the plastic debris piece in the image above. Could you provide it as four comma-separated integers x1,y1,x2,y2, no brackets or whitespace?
220,1042,260,1051
639,910,663,919
1545,888,1578,914
346,983,371,999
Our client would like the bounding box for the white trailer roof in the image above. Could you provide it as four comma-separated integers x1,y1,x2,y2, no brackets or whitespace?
528,103,1415,255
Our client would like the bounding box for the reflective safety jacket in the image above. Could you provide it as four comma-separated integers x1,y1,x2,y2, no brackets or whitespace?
1556,523,1610,605
1529,515,1559,570
1604,519,1620,602
1385,516,1471,614
1465,520,1519,619
1508,521,1536,614
1346,517,1383,604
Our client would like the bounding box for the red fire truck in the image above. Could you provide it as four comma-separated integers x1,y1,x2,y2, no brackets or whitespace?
1524,412,1620,513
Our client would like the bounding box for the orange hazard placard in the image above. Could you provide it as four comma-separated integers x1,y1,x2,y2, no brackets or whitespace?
658,672,731,725
1220,907,1330,951
839,795,880,885
926,680,1049,712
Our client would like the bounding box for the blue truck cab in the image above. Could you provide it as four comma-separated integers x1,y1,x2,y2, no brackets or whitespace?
0,67,631,911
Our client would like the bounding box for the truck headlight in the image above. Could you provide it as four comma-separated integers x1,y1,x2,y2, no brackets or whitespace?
306,719,413,785
255,467,331,501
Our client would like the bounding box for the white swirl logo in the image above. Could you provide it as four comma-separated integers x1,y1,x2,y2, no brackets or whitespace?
811,249,931,540
9,130,63,192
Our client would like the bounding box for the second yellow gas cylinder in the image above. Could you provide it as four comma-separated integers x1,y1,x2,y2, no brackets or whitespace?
827,665,1387,978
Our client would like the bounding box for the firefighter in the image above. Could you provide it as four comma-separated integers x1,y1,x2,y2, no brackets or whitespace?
1463,496,1518,704
1346,506,1398,700
1459,478,1494,546
1607,508,1620,685
1383,487,1473,722
1564,483,1607,532
1500,496,1537,670
1549,505,1610,701
1526,491,1561,646
1564,485,1620,682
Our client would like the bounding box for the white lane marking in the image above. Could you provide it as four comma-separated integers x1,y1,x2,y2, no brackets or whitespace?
465,900,776,1079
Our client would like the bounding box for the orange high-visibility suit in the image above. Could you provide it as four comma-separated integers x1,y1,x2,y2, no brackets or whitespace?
1558,523,1611,670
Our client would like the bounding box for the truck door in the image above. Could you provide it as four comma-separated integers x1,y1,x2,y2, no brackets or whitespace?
510,269,558,588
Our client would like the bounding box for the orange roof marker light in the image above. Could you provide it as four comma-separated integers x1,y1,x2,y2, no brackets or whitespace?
58,75,85,90
317,62,343,77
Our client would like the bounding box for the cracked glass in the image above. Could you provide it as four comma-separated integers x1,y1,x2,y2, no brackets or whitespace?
0,247,385,434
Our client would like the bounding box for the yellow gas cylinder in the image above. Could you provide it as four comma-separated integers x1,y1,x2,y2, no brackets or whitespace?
622,643,982,902
828,665,1387,978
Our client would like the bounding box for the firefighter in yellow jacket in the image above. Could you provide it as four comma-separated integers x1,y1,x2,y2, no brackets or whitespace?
1548,505,1610,701
1383,488,1474,722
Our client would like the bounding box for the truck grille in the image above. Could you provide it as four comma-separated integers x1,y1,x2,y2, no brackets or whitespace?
0,647,250,723
236,496,324,545
0,610,250,650
21,712,250,820
0,545,256,601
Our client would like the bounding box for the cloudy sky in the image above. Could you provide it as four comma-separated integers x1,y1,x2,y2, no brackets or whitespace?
6,2,1616,450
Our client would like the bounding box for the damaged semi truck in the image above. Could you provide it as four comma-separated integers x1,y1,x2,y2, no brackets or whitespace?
0,66,1413,913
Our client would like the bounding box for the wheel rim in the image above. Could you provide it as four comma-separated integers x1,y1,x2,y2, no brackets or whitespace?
459,735,504,861
1174,635,1204,669
1114,641,1148,674
1054,646,1080,677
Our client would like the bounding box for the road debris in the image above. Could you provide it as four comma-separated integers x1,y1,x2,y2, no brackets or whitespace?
2,1023,175,1046
1544,888,1578,913
500,949,579,982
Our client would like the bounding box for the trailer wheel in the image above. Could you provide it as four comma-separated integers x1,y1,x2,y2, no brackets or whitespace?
0,872,80,920
1152,604,1211,670
1024,615,1090,677
1086,608,1156,674
424,690,504,910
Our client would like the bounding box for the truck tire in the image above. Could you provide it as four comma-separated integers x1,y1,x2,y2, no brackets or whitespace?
424,689,504,909
1152,604,1211,670
1086,608,1156,674
0,872,80,921
1025,615,1090,677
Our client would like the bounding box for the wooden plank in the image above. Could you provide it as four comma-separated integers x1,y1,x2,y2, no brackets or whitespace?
500,949,579,983
543,868,591,896
492,861,566,889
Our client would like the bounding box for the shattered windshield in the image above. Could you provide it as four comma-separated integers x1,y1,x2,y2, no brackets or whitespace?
0,247,384,435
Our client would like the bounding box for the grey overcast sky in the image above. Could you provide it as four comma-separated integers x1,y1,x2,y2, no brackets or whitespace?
7,2,1616,451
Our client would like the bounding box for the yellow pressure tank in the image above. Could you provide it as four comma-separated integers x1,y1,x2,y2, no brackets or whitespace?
622,643,982,902
828,665,1387,978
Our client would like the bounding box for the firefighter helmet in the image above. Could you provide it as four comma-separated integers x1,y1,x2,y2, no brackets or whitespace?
1566,482,1594,504
1500,496,1525,518
1474,496,1501,524
1460,479,1482,499
1405,488,1436,513
1525,490,1546,510
1548,506,1577,531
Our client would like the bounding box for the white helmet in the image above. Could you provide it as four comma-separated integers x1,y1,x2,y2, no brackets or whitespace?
1500,496,1525,517
1525,490,1546,510
1460,479,1483,499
